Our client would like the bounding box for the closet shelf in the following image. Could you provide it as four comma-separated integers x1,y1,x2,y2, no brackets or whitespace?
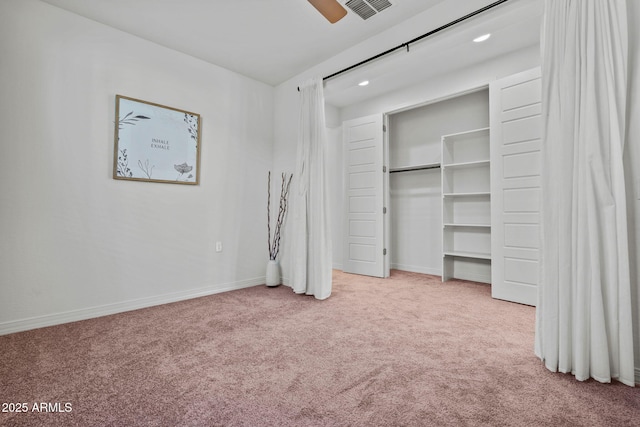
443,250,492,260
442,191,490,198
441,126,490,139
441,123,491,283
389,163,441,173
442,159,490,169
443,223,491,228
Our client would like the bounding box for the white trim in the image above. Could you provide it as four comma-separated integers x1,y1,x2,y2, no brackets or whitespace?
0,277,264,336
390,263,441,277
635,368,640,386
451,271,491,284
281,275,291,288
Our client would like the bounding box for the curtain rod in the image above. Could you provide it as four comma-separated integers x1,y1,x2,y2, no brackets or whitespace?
297,0,510,91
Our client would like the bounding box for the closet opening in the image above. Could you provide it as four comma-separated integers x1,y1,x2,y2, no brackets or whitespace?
386,87,490,282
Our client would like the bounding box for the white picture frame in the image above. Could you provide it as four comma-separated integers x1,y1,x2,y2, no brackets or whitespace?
113,95,201,185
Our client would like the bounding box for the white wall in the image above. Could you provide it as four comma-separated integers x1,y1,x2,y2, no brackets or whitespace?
326,120,344,271
0,0,274,334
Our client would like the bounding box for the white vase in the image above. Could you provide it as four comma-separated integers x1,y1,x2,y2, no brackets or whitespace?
266,259,281,287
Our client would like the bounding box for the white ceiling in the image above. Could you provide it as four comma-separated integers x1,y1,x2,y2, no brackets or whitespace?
38,0,542,109
323,0,542,107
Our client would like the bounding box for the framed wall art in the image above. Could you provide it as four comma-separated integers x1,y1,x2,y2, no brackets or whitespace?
113,95,201,185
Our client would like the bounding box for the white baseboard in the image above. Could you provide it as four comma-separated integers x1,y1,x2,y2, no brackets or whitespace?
0,277,264,336
281,275,291,288
390,263,441,277
450,271,492,284
636,367,640,386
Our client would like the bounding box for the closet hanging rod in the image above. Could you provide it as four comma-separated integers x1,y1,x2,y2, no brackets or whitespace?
297,0,510,91
389,164,441,173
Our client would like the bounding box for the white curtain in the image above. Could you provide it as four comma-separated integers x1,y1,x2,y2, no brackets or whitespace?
289,77,332,300
535,0,635,386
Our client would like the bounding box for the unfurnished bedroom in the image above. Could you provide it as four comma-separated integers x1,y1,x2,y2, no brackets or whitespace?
1,0,639,425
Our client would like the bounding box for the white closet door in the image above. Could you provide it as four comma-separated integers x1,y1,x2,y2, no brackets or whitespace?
490,68,542,306
343,114,385,277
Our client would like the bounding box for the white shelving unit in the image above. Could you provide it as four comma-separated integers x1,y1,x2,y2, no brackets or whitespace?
441,127,491,282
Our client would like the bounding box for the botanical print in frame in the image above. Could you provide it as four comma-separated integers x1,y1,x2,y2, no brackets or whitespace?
113,95,201,184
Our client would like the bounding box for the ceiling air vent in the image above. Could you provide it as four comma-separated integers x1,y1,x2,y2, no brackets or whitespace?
367,0,392,13
345,0,393,20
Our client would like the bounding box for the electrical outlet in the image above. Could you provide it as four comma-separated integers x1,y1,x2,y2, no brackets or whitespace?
215,241,223,252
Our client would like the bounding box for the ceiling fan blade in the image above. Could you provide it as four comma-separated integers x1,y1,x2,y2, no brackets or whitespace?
307,0,348,24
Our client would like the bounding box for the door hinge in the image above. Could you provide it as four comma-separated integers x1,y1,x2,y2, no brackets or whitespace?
383,207,387,214
383,248,387,256
383,165,387,173
383,124,387,132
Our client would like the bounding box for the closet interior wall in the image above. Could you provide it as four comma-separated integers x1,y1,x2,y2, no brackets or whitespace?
388,89,489,277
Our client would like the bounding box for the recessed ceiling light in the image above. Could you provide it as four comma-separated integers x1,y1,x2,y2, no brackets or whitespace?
358,80,370,86
473,33,491,43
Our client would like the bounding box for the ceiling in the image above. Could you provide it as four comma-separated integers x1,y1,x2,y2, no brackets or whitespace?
38,0,542,107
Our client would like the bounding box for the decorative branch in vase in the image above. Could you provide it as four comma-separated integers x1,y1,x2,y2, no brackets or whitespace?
266,171,293,287
267,171,293,260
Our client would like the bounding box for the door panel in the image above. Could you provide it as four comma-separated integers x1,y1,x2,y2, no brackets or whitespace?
490,68,542,306
343,114,385,277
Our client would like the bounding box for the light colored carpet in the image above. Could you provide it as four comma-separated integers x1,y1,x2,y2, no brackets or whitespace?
1,270,638,426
